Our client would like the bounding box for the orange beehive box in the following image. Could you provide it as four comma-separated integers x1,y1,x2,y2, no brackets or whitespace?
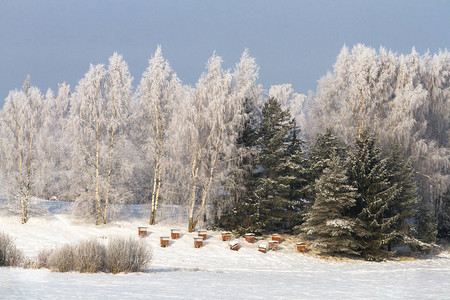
160,236,170,247
198,230,207,240
171,229,180,239
194,237,204,248
297,242,306,252
245,233,255,243
258,243,268,253
138,226,148,238
229,240,240,251
271,234,281,243
268,240,279,251
221,231,232,241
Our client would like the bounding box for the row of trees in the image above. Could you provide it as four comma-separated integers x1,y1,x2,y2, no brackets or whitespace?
0,45,448,257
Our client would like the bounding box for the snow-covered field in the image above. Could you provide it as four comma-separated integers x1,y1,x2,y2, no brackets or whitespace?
1,201,450,299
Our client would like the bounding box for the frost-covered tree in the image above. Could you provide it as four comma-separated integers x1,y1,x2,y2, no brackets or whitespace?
70,55,132,224
135,46,180,225
215,49,263,219
103,53,133,223
174,53,245,232
34,83,71,200
0,77,43,223
70,64,108,224
347,133,398,260
301,154,359,256
269,84,307,132
308,45,449,230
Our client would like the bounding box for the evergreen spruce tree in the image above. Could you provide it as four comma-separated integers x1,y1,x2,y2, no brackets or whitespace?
306,129,346,202
277,120,308,231
415,202,437,244
255,97,305,233
301,154,359,256
347,132,399,261
385,144,419,248
437,188,450,242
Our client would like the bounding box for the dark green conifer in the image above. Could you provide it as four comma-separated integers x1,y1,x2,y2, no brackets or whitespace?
302,154,359,256
347,132,399,261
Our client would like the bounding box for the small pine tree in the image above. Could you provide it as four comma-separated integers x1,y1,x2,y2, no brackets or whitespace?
301,154,359,256
347,132,399,261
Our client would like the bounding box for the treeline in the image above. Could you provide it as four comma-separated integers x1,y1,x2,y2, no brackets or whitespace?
0,45,448,258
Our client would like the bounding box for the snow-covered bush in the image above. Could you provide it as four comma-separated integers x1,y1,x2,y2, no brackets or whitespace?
107,237,152,274
75,239,106,273
47,237,151,273
0,232,23,266
48,244,76,272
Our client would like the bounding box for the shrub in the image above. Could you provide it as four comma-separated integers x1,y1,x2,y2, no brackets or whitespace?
36,248,54,269
107,237,153,274
75,239,106,273
0,232,23,267
48,244,76,272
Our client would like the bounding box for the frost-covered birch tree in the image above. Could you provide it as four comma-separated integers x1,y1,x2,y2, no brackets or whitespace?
70,55,132,224
0,77,43,223
103,53,133,223
70,64,107,224
135,46,180,225
176,53,244,232
34,83,71,200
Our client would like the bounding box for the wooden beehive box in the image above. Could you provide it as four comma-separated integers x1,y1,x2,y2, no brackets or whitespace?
245,233,255,243
194,237,204,248
198,230,207,240
271,233,282,243
160,236,170,247
258,243,268,253
297,242,306,252
268,240,279,251
229,240,240,251
221,231,232,241
171,229,180,239
138,226,148,238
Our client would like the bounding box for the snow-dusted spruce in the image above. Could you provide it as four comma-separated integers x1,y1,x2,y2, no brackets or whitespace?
253,97,306,233
347,133,399,260
135,46,181,225
0,76,43,224
384,144,421,249
305,129,346,201
301,154,359,256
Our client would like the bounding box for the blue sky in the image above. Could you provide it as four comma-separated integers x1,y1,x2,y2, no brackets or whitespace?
0,0,448,107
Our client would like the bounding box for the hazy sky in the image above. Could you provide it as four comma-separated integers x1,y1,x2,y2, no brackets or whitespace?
0,0,449,107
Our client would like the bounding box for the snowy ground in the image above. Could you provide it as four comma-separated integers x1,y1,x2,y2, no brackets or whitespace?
1,200,450,299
